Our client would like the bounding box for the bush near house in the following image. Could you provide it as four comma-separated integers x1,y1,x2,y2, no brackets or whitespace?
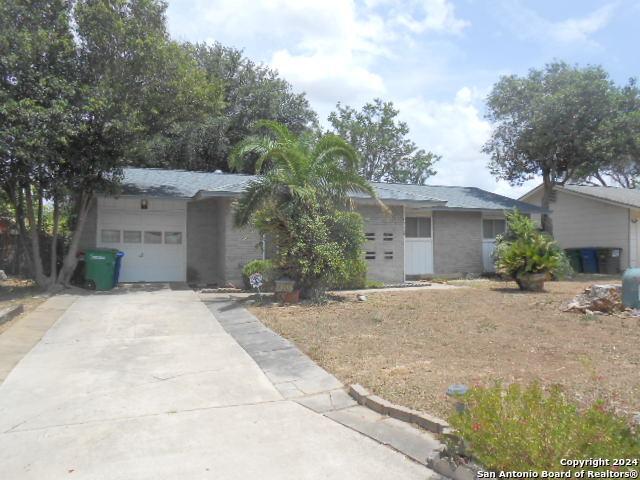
448,383,640,471
494,211,571,289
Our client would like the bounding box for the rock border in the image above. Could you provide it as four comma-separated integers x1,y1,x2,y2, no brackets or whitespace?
348,384,480,480
348,384,450,434
0,304,24,326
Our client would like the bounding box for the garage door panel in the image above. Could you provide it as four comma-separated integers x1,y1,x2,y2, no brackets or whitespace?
97,197,187,282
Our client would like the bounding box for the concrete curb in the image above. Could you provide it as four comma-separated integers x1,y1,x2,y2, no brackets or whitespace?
348,384,450,434
0,304,24,326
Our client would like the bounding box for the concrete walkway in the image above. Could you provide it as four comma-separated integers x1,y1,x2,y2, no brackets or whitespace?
0,288,431,479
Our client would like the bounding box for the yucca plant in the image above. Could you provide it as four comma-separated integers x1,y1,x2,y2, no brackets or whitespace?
494,211,571,290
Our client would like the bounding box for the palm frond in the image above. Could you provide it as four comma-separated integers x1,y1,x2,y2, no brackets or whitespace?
253,120,296,145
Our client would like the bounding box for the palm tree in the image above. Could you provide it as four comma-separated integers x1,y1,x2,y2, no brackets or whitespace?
229,120,379,226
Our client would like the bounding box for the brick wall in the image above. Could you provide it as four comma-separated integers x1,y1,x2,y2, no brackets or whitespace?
358,204,405,283
222,199,263,286
186,198,224,284
433,211,483,274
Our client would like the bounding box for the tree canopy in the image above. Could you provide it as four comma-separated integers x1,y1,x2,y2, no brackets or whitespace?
0,0,223,288
328,98,439,185
483,61,638,232
140,42,318,172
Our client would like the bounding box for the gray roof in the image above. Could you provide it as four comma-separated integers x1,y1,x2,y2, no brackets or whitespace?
121,168,541,212
561,185,640,209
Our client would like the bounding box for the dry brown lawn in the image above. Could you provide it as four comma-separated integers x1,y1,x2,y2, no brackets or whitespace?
250,276,640,420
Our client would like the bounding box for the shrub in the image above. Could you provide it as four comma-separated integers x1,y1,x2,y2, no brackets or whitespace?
329,258,367,290
241,259,276,291
448,383,640,471
494,211,572,283
255,204,368,299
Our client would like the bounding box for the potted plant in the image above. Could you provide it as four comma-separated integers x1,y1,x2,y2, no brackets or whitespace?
494,211,571,291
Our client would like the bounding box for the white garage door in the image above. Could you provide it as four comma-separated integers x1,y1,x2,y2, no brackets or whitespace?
96,197,187,282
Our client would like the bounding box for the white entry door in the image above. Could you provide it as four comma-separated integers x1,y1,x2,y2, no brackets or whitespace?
96,197,187,282
404,217,433,276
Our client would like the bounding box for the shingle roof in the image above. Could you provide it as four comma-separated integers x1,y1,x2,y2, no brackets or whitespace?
121,168,541,212
561,184,640,209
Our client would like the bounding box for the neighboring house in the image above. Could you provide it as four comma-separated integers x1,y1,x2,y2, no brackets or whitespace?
521,184,640,270
79,168,541,285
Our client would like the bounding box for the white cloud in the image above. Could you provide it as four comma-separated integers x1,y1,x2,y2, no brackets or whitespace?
393,0,471,34
501,2,616,47
396,87,544,197
168,0,470,109
396,87,491,185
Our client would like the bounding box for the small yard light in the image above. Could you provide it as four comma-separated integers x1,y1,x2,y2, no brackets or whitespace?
447,384,469,413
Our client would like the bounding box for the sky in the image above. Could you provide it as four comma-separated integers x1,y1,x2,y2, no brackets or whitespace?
165,0,640,198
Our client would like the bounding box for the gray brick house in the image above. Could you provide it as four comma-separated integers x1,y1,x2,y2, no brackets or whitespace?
80,168,541,285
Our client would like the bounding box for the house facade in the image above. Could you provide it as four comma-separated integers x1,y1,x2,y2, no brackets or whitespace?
521,184,640,270
79,168,542,285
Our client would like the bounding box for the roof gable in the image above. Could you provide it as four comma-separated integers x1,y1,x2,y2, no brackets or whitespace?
521,183,640,209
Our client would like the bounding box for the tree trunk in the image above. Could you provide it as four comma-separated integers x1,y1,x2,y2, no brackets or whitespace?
50,197,60,282
540,171,554,235
56,192,92,287
24,185,51,287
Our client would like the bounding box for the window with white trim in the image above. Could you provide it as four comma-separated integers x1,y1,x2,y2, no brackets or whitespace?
482,219,506,239
164,232,182,245
101,229,120,243
364,232,376,241
405,217,431,238
144,231,162,244
365,251,376,260
123,230,141,243
383,232,394,241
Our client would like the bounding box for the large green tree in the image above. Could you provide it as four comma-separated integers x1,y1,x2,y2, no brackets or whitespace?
0,0,223,288
483,62,634,233
328,98,439,185
585,79,640,188
140,42,318,172
229,121,378,298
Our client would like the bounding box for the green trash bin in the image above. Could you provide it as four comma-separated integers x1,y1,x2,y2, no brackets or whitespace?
85,249,119,291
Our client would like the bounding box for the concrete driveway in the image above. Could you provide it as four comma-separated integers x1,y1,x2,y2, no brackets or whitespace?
0,288,429,479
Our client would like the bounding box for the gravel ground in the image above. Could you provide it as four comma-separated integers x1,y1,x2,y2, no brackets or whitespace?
250,276,639,420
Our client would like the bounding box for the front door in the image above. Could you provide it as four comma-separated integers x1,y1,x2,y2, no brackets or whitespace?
404,216,433,276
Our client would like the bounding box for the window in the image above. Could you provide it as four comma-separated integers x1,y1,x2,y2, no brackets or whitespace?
144,231,162,244
384,250,393,260
405,217,431,238
101,229,120,243
483,219,506,239
123,230,142,243
364,232,376,241
164,232,182,245
383,233,394,241
365,251,376,260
